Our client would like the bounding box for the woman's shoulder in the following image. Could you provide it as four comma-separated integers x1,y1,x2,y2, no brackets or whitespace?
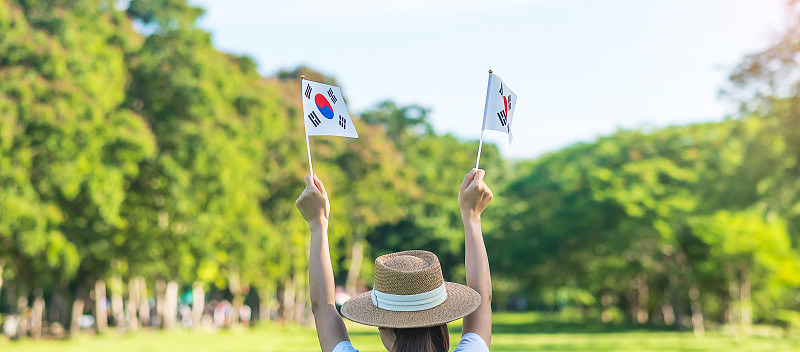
332,340,359,352
453,332,490,352
332,333,489,352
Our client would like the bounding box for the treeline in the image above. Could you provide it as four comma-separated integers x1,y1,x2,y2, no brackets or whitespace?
0,0,798,341
0,0,505,337
485,4,800,334
491,120,800,335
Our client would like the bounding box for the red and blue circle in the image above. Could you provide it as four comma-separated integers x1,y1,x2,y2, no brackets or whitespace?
315,94,335,119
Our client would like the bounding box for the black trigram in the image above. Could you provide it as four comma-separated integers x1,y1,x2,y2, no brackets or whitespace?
499,83,503,96
497,110,507,126
338,115,346,129
308,111,321,127
327,88,337,104
304,84,312,99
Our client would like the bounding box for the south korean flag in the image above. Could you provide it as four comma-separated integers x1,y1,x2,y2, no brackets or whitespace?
302,79,358,138
482,73,517,144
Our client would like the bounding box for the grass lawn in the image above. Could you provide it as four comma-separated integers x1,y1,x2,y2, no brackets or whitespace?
0,313,797,352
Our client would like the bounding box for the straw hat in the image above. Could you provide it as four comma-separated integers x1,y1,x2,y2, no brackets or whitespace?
340,250,481,328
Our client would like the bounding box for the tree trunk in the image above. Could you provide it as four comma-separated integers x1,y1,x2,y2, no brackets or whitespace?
229,271,242,328
726,265,738,326
95,280,108,333
126,278,140,331
601,293,614,323
627,273,649,324
740,264,752,336
192,282,204,330
31,293,44,339
17,296,29,337
70,297,84,337
164,280,179,329
279,277,296,323
720,292,731,325
689,284,705,338
625,288,636,323
346,239,364,297
155,279,166,328
660,300,676,326
137,277,150,327
0,261,4,301
49,281,69,337
3,280,19,338
673,250,695,331
663,273,680,327
231,295,245,327
110,276,125,330
674,293,689,330
258,289,271,324
293,272,307,324
635,273,649,324
6,280,17,314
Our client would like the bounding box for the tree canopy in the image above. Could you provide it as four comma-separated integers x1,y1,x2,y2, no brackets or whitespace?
0,0,798,336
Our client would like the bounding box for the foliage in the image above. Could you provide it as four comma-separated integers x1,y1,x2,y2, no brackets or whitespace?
0,0,155,296
0,0,799,338
495,121,800,324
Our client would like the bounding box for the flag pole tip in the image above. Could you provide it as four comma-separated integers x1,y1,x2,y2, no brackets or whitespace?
488,69,493,74
301,75,305,79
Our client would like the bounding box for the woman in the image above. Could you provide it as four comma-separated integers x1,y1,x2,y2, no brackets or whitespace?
296,169,493,352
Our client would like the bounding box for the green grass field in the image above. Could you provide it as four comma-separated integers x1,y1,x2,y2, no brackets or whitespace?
1,313,797,352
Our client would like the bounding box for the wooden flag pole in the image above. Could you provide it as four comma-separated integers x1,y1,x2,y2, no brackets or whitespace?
301,75,314,176
475,129,485,170
476,70,493,170
306,132,314,176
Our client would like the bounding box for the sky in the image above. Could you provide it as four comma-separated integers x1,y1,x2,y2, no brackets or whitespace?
189,0,787,160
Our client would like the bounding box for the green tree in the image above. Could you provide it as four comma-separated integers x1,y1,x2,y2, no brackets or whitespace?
361,102,507,285
727,1,800,243
0,0,156,329
690,210,800,333
123,0,288,319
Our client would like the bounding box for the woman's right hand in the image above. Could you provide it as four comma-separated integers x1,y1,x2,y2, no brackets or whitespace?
458,168,493,220
296,175,330,229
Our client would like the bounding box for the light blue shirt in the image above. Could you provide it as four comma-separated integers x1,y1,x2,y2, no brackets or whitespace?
332,332,489,352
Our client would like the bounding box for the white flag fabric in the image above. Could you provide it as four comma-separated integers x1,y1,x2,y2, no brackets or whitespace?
481,73,517,144
301,79,359,138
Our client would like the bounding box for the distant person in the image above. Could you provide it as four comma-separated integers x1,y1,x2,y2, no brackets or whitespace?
237,305,252,326
296,169,494,352
334,286,350,314
179,303,192,328
3,315,19,338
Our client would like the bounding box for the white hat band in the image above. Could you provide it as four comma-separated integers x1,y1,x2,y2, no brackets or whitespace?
371,282,447,312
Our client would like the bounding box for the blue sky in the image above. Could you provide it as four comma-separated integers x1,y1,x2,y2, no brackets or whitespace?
189,0,786,159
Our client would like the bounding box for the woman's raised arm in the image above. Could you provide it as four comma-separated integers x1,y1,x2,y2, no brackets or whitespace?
458,169,494,346
296,175,350,352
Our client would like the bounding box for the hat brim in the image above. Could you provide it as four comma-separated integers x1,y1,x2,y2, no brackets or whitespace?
340,282,481,328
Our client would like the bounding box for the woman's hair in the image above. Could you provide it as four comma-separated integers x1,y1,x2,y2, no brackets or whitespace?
391,324,449,352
